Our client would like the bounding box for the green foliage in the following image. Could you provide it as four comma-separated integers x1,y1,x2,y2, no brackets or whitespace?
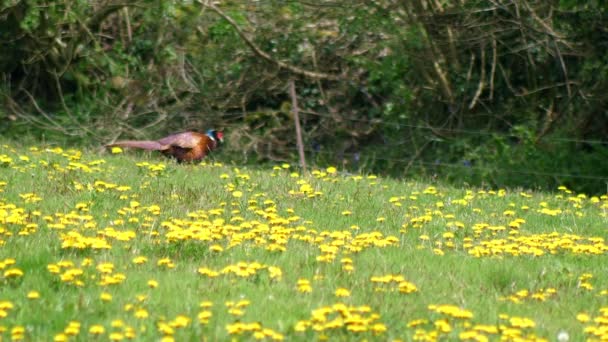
0,0,606,191
432,127,608,194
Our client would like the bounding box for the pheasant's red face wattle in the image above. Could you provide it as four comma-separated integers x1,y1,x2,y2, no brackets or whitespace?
216,131,224,142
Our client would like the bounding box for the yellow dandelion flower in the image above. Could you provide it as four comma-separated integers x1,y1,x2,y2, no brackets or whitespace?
110,320,124,328
27,291,40,299
157,258,174,268
509,316,535,328
0,301,14,310
54,333,68,342
228,307,245,316
371,323,387,334
576,313,591,322
433,319,451,333
64,321,80,336
109,332,124,341
398,281,418,294
172,315,191,328
9,326,23,342
268,266,282,280
198,311,212,324
4,268,23,278
89,325,105,335
132,256,148,264
407,319,428,327
334,288,351,297
210,245,224,252
200,301,213,308
135,309,149,319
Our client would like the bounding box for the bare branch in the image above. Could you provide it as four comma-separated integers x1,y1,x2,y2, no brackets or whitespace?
553,39,571,98
86,3,141,32
469,45,486,110
200,1,343,81
489,37,497,100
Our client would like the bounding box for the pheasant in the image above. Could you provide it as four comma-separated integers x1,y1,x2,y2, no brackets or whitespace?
106,129,224,162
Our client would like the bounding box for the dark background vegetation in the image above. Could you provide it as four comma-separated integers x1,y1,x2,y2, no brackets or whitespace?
1,0,607,193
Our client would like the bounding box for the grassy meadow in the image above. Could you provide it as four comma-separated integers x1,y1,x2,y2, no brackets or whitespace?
0,142,607,341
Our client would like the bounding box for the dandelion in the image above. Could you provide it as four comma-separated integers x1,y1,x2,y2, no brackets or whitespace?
407,319,428,327
89,325,105,335
509,316,535,328
147,280,159,288
135,309,149,319
198,267,220,277
4,268,24,278
371,323,387,334
434,319,452,333
157,323,174,335
576,313,591,322
268,266,282,280
54,333,68,342
297,279,313,293
198,311,212,324
109,332,125,341
0,301,14,311
132,256,148,264
210,245,224,252
111,320,124,328
64,321,80,336
111,147,123,154
27,291,40,299
398,281,418,294
334,288,351,297
96,262,114,274
200,300,213,308
157,258,175,268
172,315,191,328
11,326,25,340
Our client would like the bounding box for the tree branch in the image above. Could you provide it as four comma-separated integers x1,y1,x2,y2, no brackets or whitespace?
489,37,497,100
469,45,486,110
200,1,343,81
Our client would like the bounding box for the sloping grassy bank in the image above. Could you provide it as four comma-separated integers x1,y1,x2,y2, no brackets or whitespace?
0,143,607,341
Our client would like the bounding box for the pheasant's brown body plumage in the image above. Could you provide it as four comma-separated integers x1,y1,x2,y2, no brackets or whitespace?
106,130,223,162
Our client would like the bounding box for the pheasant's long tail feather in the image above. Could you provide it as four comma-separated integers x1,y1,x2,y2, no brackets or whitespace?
106,140,165,151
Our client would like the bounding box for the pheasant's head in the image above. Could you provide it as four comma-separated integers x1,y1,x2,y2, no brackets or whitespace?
207,129,224,145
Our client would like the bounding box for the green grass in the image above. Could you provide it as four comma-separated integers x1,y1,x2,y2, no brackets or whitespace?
0,143,607,341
